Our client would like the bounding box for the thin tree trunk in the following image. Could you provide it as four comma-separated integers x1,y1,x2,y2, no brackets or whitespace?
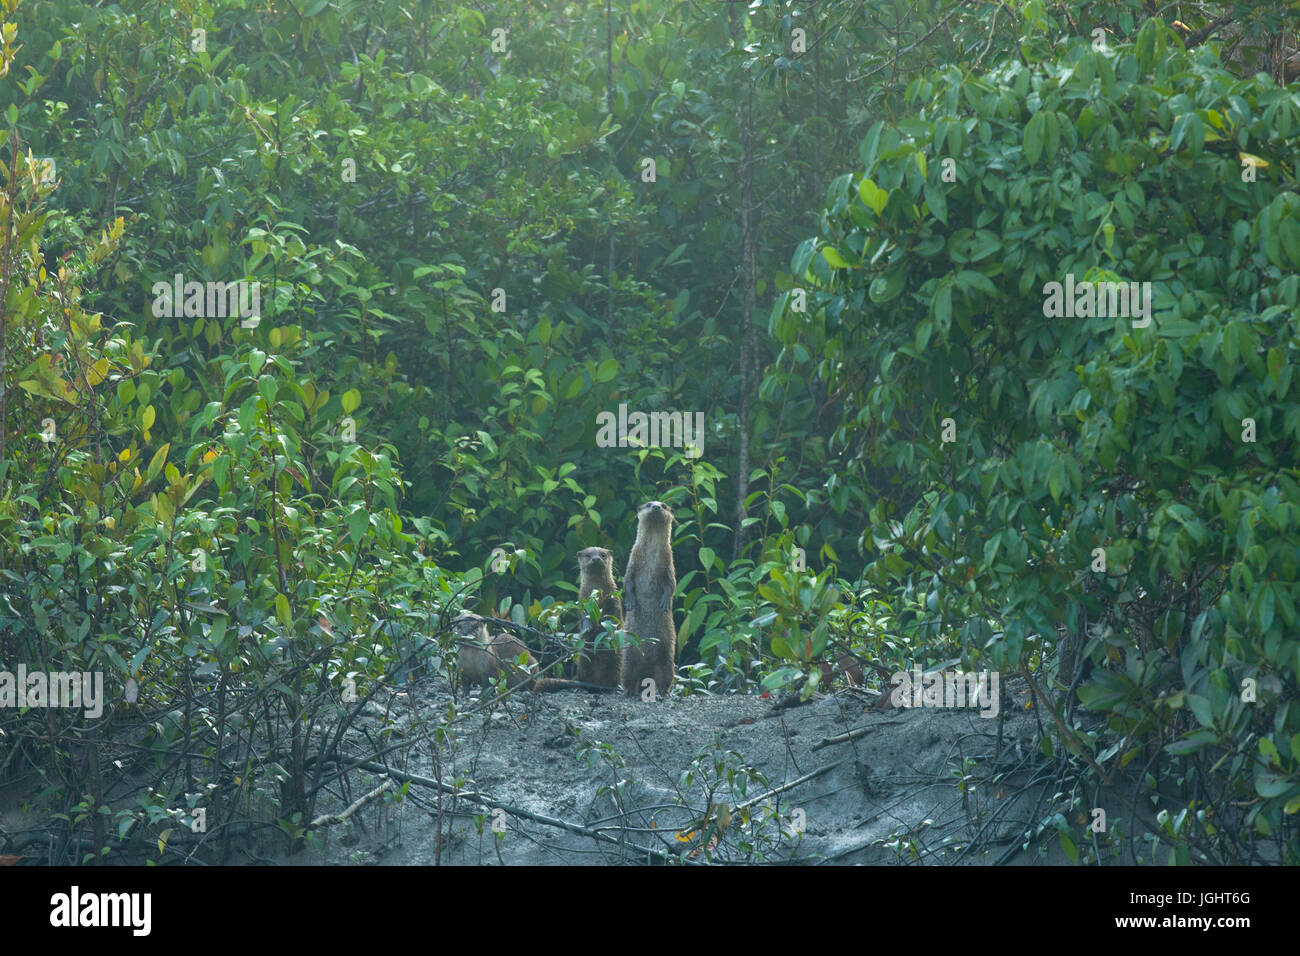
606,0,615,325
0,139,18,476
813,15,821,203
734,83,757,558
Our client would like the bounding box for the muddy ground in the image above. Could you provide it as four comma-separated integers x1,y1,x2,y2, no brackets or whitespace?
260,672,1071,866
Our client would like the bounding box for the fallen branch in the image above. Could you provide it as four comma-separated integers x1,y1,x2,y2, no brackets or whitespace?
734,760,844,812
335,757,674,862
812,716,907,751
311,777,395,828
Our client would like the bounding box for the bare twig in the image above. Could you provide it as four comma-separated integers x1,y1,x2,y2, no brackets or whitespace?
310,777,394,827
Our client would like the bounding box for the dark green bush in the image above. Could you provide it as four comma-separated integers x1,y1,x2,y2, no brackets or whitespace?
778,20,1300,860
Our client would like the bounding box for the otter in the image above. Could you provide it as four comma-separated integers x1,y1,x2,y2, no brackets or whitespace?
453,614,539,694
818,650,864,688
452,614,615,694
620,501,677,698
576,547,623,688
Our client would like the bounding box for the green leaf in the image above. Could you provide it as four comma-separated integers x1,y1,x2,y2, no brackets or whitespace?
1048,456,1065,504
1255,771,1294,799
1044,111,1061,159
1280,218,1300,270
275,593,291,627
1169,114,1189,152
1187,693,1214,729
822,246,850,269
915,318,933,351
924,180,948,224
594,358,619,383
869,267,906,303
349,509,368,545
341,389,361,414
791,237,817,276
1059,830,1079,864
1256,585,1276,633
210,615,229,651
932,283,952,333
145,443,171,483
1023,111,1045,165
1166,730,1218,755
857,177,888,215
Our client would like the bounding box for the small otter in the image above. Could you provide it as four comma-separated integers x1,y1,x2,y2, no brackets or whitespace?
576,547,623,688
452,614,614,694
620,501,677,698
453,614,539,693
818,650,864,688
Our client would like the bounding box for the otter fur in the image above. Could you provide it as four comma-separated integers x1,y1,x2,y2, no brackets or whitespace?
453,614,539,693
620,501,677,697
452,614,614,694
576,547,623,688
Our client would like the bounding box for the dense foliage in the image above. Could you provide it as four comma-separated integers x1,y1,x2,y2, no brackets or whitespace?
0,0,1295,863
783,19,1300,860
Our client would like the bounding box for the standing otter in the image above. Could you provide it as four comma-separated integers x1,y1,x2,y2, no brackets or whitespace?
620,501,677,698
576,547,623,687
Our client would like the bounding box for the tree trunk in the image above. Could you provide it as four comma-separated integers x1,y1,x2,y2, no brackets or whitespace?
606,0,616,325
734,83,757,558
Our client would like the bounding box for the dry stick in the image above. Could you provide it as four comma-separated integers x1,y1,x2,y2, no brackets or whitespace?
812,724,900,751
811,726,873,751
311,777,394,828
340,758,673,862
733,760,844,813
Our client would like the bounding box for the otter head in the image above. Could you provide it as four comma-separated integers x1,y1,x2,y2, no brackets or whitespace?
451,613,486,638
636,500,675,533
578,547,614,573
